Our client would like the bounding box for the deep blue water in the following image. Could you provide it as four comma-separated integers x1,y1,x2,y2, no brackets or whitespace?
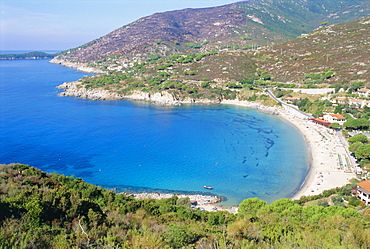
0,58,309,205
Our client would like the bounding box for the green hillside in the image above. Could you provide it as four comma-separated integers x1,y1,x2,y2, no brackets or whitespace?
0,163,369,248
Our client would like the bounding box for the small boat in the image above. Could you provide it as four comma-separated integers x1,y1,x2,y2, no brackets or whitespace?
204,186,213,190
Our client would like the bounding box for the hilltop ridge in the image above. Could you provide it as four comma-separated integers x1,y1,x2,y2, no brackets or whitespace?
53,0,370,64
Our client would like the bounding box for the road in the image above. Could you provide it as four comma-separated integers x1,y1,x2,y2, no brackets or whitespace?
265,89,313,119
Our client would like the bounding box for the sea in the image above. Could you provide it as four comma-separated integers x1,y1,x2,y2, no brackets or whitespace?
0,52,309,206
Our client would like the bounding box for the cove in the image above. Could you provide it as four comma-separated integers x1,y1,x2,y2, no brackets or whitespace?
0,58,309,205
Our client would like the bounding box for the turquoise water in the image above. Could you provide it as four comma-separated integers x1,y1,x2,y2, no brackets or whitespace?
0,58,309,205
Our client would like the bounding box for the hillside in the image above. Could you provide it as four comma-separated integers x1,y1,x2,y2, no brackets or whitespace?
0,163,369,248
56,17,369,106
255,16,370,85
52,0,370,64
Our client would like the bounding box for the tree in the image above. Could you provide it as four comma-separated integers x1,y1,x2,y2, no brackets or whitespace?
238,198,267,218
184,42,202,48
334,105,343,114
317,200,329,207
348,134,368,144
357,118,370,130
260,71,271,80
330,83,343,93
147,54,160,61
344,118,358,130
355,144,370,160
274,90,284,98
349,142,363,153
162,224,199,248
349,81,364,92
329,123,341,129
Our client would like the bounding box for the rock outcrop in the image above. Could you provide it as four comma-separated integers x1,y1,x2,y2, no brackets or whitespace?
57,81,220,106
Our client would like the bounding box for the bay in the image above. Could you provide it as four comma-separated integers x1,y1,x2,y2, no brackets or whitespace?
0,58,309,205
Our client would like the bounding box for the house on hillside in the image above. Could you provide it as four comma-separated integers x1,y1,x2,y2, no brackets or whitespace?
357,180,370,206
331,97,347,106
323,113,346,125
357,88,370,97
284,97,299,103
349,99,370,108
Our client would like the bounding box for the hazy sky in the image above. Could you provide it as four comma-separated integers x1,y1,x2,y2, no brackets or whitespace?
1,0,238,51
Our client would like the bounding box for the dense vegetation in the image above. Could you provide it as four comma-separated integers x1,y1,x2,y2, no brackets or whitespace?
0,51,57,60
0,163,369,248
348,134,370,170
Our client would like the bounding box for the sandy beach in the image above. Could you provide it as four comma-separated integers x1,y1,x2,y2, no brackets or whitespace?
222,99,357,200
279,107,356,199
123,99,357,212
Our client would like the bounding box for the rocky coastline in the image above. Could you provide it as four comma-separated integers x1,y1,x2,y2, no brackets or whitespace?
56,81,282,112
56,79,283,112
57,81,222,106
50,58,105,74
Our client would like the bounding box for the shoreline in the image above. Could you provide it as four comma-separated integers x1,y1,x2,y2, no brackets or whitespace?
56,76,356,207
221,100,356,200
118,99,356,212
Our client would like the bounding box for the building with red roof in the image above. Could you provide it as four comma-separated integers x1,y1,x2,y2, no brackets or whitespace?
323,113,346,125
331,97,347,105
310,118,331,127
357,180,370,206
284,97,299,103
357,88,370,98
349,99,370,108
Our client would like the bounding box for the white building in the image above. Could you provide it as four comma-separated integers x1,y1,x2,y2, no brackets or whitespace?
323,113,346,125
349,99,370,108
357,181,370,206
331,97,346,106
357,88,370,98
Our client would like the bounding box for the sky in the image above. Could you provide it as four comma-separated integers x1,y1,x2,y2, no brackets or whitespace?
0,0,239,51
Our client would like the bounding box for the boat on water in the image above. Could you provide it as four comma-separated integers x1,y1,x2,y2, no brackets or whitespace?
204,186,213,190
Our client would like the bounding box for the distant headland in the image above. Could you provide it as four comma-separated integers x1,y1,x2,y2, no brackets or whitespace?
0,51,57,60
